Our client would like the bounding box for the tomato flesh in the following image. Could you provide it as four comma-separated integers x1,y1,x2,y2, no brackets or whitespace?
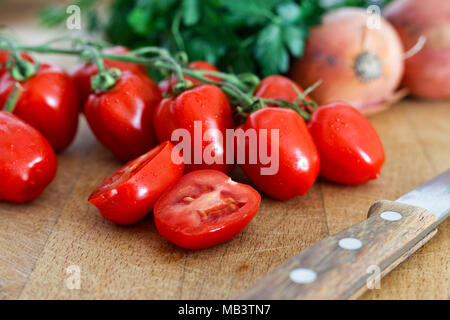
89,141,184,225
154,170,261,249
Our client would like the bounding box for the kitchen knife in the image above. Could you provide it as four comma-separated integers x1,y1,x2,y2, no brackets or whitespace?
240,169,450,300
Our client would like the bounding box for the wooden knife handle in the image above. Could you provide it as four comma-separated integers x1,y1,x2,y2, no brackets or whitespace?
239,200,438,300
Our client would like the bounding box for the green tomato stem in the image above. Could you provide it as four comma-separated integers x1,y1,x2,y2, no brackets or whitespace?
0,37,22,64
0,37,38,81
84,45,105,72
3,82,22,113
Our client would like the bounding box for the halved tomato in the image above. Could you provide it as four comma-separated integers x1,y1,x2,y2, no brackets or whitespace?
154,170,261,249
89,141,184,225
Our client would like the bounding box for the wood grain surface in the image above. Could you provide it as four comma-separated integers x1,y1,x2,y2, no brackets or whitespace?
0,1,449,300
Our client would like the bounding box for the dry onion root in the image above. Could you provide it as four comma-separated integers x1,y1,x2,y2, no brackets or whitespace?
290,8,405,115
384,0,450,100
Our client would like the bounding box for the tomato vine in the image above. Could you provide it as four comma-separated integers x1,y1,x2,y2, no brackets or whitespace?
0,36,319,121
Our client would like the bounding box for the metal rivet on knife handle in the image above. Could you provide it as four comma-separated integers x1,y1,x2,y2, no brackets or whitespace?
289,268,317,284
380,211,402,221
338,237,363,250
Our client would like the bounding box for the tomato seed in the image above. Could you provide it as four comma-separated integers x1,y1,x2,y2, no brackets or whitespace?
183,196,195,202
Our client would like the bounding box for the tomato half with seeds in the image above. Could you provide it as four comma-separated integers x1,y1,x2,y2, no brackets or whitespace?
89,141,184,225
154,170,261,249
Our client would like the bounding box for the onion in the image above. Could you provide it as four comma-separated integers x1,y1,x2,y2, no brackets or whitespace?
384,0,450,99
290,8,405,114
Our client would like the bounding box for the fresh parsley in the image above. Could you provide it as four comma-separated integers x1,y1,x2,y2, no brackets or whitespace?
40,0,391,78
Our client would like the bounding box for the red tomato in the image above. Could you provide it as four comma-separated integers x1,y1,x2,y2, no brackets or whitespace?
153,84,234,173
154,170,261,249
237,107,320,200
0,50,10,66
0,63,79,152
84,70,162,162
158,61,221,94
308,102,385,184
0,111,57,203
71,46,147,107
254,75,310,106
89,141,184,225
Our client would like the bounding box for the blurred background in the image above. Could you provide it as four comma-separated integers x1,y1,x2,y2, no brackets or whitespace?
2,0,393,75
1,0,88,69
2,0,449,115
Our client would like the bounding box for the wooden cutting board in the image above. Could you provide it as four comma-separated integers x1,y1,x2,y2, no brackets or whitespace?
0,1,449,300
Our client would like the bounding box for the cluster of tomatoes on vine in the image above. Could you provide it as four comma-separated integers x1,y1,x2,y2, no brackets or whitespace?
0,42,384,249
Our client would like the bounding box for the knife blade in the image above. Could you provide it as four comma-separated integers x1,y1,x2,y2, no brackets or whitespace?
397,170,450,222
240,169,450,300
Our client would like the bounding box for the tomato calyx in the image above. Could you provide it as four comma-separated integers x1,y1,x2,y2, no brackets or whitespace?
81,46,123,92
8,58,38,81
0,37,38,81
170,79,194,96
90,67,122,92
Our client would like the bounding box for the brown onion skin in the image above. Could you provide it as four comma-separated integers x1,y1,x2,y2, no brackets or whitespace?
384,0,450,99
290,8,404,112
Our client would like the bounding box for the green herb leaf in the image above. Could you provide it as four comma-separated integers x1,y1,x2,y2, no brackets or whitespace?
39,7,67,27
219,0,280,26
39,0,394,78
276,1,301,24
186,37,224,64
40,0,95,27
254,23,289,75
282,25,305,57
182,0,200,26
127,7,151,35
